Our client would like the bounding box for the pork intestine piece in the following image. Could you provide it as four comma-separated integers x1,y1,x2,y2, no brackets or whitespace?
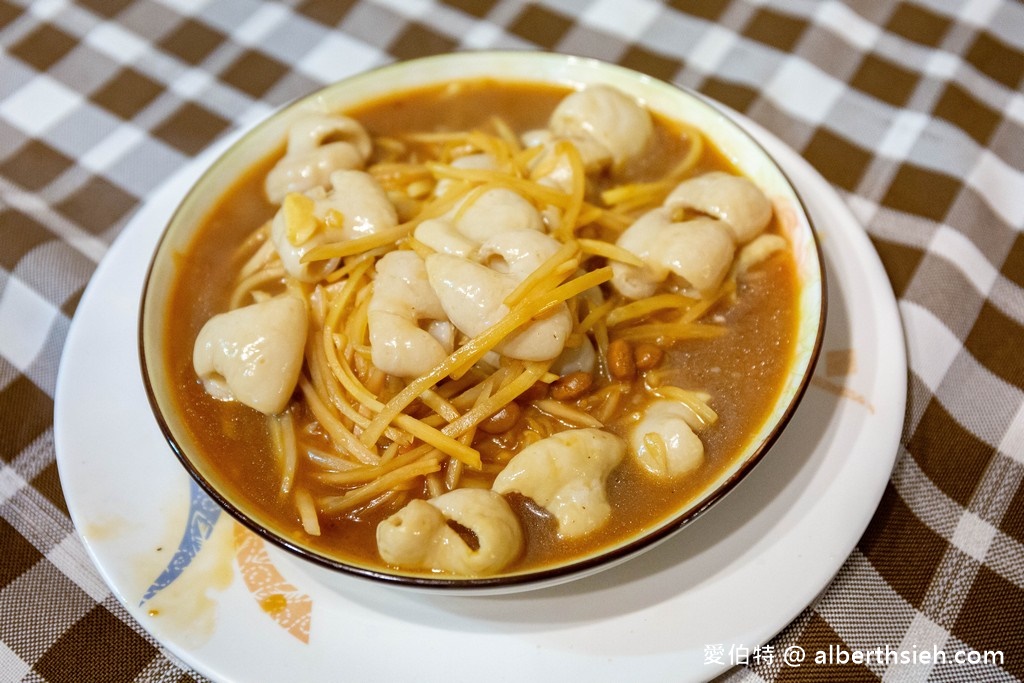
664,171,772,244
367,250,450,378
376,488,524,576
424,230,573,362
270,169,398,282
491,428,626,539
192,295,308,415
265,113,372,204
611,171,777,300
630,399,705,478
611,209,735,299
414,184,545,258
548,84,654,173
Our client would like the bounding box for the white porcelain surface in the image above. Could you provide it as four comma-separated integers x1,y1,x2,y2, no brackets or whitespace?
55,111,905,682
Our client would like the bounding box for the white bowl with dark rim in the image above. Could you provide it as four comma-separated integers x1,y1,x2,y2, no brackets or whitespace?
139,51,826,594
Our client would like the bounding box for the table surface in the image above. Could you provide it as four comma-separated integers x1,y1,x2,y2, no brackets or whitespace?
1,1,1022,681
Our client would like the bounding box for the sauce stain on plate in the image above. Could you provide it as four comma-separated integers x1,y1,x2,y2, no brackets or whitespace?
142,511,235,649
811,348,875,413
132,478,313,646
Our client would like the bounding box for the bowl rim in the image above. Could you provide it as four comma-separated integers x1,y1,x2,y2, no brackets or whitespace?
138,49,827,592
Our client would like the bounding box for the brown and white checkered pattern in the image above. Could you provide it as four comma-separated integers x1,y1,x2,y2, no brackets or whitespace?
1,1,1022,681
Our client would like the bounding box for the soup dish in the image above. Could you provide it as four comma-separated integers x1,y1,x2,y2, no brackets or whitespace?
140,52,825,592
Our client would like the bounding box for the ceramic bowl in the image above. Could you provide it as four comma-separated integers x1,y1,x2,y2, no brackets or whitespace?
140,51,825,594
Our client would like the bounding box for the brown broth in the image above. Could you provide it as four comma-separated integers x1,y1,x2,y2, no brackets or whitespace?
165,79,798,574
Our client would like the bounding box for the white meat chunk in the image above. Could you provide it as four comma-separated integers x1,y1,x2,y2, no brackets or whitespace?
192,296,308,415
630,400,705,478
270,169,398,282
424,230,573,362
376,488,524,576
550,336,597,376
492,428,626,539
548,84,654,172
368,250,449,378
414,186,544,257
413,218,477,259
265,113,372,204
455,187,545,243
611,207,735,299
664,171,773,244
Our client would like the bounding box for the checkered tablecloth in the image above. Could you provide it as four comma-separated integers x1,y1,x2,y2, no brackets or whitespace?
2,1,1022,681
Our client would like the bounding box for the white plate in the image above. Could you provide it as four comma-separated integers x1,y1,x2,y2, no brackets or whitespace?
54,118,905,683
